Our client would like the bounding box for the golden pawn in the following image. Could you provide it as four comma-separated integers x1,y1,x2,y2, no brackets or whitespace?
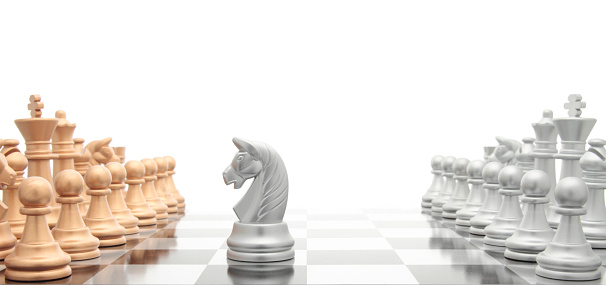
154,157,178,214
165,156,185,212
52,170,100,261
4,177,71,282
124,160,157,226
83,166,126,247
141,159,168,221
106,162,139,235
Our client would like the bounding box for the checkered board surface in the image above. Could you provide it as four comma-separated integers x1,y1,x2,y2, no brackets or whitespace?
3,208,606,284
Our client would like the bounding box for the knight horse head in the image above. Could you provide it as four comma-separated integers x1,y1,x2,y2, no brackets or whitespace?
0,152,16,191
223,137,289,224
487,136,522,166
85,137,120,165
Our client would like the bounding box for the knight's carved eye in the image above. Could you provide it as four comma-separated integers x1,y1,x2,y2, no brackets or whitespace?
237,155,244,161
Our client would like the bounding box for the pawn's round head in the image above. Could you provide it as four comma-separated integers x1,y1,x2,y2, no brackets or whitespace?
5,151,28,171
555,177,588,207
441,156,456,172
54,169,84,196
106,162,126,183
430,155,444,170
520,170,551,197
125,160,145,179
498,166,524,189
453,158,470,176
482,162,504,184
466,160,485,179
84,165,112,189
19,177,52,206
141,159,158,176
154,157,168,173
165,156,176,171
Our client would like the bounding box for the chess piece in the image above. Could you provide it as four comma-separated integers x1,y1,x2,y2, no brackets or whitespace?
484,165,524,247
553,95,596,179
85,137,120,166
124,160,157,226
223,137,295,262
455,160,486,228
516,137,535,173
0,140,27,238
536,177,602,281
83,165,126,247
484,146,496,162
74,138,91,217
442,158,470,219
52,170,100,261
487,137,522,165
106,162,139,234
52,111,79,179
0,149,17,260
113,147,126,164
165,156,186,212
421,155,444,208
153,157,178,214
580,138,606,248
505,170,554,262
14,95,61,227
431,156,456,214
141,159,168,221
469,162,504,236
531,110,560,229
4,177,71,281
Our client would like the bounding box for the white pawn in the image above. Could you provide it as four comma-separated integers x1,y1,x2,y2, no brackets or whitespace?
455,160,486,228
484,165,524,247
580,138,606,248
469,162,504,236
536,177,602,281
505,170,554,262
431,156,456,214
421,155,444,208
442,158,470,219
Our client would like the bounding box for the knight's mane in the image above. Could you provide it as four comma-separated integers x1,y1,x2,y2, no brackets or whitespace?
252,142,289,221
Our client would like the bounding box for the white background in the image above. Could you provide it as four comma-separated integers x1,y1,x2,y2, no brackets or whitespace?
1,1,606,212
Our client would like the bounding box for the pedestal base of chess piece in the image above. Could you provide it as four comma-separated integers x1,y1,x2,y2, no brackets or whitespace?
226,222,294,263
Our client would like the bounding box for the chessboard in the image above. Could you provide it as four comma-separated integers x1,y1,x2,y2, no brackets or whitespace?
2,207,604,284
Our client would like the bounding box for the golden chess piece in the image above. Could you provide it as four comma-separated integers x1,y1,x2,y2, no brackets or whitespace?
124,160,157,226
154,157,178,214
106,162,139,235
4,177,71,282
141,159,168,221
165,156,185,212
83,165,126,247
52,170,100,261
0,139,27,238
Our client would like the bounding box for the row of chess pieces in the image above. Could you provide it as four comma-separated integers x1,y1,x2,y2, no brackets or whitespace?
0,95,187,282
421,95,606,281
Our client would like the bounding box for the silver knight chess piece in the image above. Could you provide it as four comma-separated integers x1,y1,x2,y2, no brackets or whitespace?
222,137,295,262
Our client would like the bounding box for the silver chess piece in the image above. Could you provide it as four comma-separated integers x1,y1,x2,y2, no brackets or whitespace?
487,137,522,166
455,160,486,228
504,170,554,262
442,158,470,219
421,155,445,209
469,162,504,236
431,156,456,215
483,165,524,247
515,137,535,173
222,137,295,262
531,110,560,229
580,138,606,248
553,94,596,180
535,177,602,281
